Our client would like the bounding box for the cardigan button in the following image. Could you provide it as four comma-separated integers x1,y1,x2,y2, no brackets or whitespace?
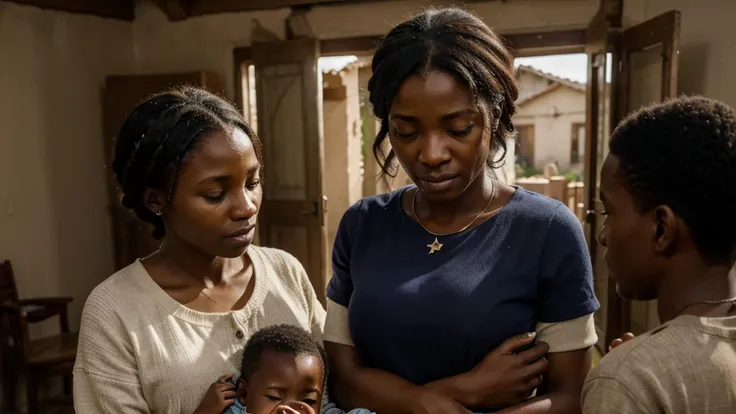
236,330,244,339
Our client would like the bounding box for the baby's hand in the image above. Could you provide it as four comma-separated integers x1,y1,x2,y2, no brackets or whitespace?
194,374,237,414
271,401,316,414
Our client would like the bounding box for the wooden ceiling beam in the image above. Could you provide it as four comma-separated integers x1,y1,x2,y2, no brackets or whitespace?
234,28,586,62
159,0,192,21
189,0,409,16
6,0,135,21
6,0,501,21
505,29,587,53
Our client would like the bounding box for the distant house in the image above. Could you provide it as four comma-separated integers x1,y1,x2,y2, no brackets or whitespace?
513,65,586,171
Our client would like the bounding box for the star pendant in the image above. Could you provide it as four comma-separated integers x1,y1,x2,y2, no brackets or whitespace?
427,237,443,255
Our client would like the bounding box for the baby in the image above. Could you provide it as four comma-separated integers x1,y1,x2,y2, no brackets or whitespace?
196,324,372,414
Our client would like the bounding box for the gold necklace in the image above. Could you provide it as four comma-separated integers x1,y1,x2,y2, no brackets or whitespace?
412,180,498,255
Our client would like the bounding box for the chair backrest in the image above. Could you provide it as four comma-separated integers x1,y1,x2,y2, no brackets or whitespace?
0,260,19,304
0,261,30,367
0,304,30,368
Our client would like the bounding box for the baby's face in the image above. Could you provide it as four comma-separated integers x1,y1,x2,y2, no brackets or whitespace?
238,351,324,414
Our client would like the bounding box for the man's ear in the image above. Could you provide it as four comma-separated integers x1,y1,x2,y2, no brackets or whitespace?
653,205,678,256
142,188,167,216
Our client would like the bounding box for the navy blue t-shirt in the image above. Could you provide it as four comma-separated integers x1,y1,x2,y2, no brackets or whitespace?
326,187,599,386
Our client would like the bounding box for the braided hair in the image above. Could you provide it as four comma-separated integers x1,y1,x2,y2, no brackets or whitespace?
111,86,263,239
368,7,518,176
610,95,736,265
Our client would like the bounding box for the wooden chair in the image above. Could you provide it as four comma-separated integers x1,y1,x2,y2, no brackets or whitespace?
0,260,77,414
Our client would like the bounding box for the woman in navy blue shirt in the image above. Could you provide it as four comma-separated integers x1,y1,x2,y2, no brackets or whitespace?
323,7,599,414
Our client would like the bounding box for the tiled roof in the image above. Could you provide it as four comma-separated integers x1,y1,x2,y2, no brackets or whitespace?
515,65,586,106
516,65,586,92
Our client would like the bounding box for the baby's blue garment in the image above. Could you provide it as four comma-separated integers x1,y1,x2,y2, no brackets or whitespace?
320,388,374,414
321,401,373,414
221,397,246,414
220,376,245,414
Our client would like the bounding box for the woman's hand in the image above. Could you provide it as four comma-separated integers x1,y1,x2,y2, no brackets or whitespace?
408,389,473,414
462,333,550,409
194,374,236,414
607,332,635,352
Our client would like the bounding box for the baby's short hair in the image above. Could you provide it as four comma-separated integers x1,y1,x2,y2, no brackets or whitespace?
240,324,327,382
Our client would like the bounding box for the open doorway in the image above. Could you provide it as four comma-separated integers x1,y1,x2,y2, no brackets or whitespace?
514,53,591,180
512,53,613,211
318,55,364,265
512,52,612,219
512,52,612,354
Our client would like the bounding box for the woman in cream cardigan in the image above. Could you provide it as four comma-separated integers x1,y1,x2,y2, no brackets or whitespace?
73,86,324,414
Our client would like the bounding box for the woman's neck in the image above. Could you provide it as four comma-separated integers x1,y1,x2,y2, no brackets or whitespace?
158,238,246,286
657,259,736,322
417,169,495,225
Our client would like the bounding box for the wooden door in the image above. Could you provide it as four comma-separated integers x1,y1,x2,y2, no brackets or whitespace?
616,11,681,336
252,39,328,304
516,125,536,168
102,72,226,270
584,7,616,352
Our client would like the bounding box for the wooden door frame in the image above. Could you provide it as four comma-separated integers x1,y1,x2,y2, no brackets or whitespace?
584,20,610,352
234,27,588,73
584,0,626,352
585,3,681,346
234,28,589,140
230,25,600,317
